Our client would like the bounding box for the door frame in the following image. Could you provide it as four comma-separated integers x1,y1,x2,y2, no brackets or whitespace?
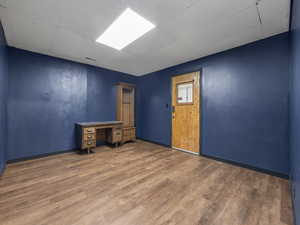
170,70,202,155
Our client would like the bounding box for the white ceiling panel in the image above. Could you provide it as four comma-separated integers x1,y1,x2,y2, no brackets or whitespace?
0,0,290,76
2,12,55,53
258,0,290,38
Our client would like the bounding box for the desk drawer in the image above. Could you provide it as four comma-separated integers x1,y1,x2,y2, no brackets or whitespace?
83,127,96,134
122,127,136,142
84,133,96,141
123,127,135,136
113,129,122,142
82,140,96,149
114,128,122,136
106,128,122,144
123,128,131,136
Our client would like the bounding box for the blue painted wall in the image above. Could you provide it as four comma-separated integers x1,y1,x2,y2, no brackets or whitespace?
7,47,137,161
137,33,290,176
5,31,291,180
0,21,8,174
290,0,300,223
87,65,136,122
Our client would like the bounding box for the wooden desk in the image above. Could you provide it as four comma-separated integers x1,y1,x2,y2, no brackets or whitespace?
76,121,123,153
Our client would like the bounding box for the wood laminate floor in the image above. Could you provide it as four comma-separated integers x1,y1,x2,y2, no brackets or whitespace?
0,140,293,225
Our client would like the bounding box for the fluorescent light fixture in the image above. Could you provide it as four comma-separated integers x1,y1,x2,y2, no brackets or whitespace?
96,8,156,50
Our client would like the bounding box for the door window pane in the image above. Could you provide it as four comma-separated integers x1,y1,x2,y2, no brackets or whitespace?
177,82,193,104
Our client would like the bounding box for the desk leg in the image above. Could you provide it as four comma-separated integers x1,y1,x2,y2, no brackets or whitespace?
81,148,94,154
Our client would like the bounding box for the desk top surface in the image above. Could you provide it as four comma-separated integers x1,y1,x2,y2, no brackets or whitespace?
76,121,123,127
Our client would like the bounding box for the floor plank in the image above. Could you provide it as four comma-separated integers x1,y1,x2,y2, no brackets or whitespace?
0,140,293,225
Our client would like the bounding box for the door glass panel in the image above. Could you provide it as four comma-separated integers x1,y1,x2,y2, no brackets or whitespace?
177,82,193,104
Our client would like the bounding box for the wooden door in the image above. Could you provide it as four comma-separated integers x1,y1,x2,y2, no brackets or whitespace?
172,72,200,154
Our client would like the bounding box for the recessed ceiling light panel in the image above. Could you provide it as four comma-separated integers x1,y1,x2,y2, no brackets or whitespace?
96,8,156,50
